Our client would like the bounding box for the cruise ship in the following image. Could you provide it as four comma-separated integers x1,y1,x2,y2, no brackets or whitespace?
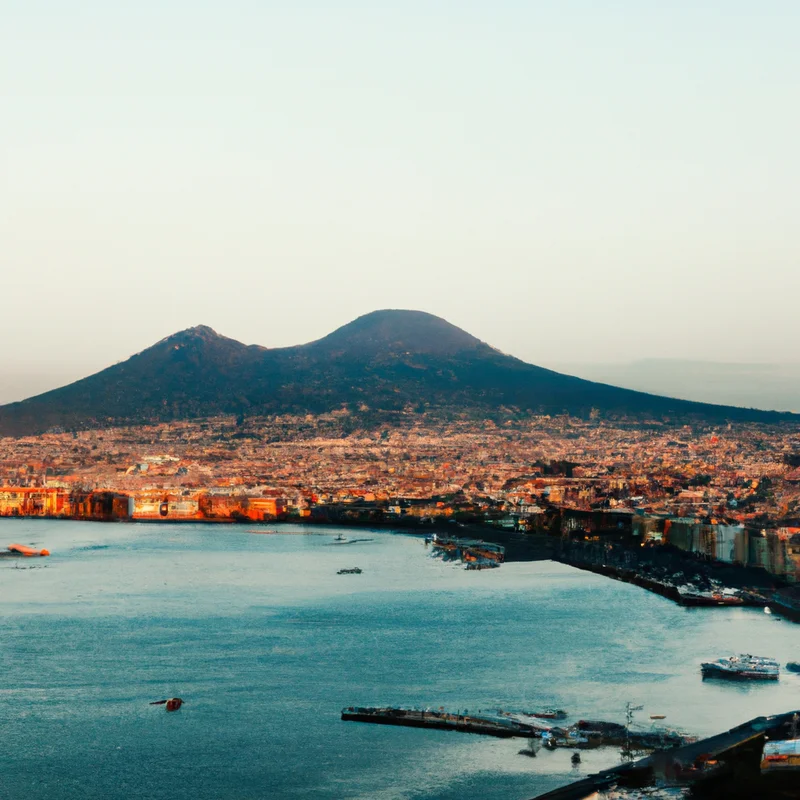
701,653,780,680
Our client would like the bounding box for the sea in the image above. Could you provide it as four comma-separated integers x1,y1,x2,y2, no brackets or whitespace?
2,520,800,800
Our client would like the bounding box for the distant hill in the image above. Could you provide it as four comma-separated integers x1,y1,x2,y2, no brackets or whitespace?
0,310,796,436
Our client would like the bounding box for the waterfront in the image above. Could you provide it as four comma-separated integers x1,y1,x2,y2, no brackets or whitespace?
3,521,800,799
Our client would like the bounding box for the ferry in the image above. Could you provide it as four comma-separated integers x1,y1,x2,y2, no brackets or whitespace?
701,653,780,680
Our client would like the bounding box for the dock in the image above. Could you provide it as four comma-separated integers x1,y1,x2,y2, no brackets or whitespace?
529,709,800,800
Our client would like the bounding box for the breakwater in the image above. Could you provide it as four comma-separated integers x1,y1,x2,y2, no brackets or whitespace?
341,707,534,738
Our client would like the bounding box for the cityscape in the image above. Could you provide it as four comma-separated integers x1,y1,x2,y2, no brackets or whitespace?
3,411,800,582
5,1,800,798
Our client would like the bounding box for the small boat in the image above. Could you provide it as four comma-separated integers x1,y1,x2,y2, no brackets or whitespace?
150,697,183,712
518,708,568,721
541,731,595,750
337,567,363,575
678,586,744,606
786,662,800,673
7,543,50,557
649,714,666,720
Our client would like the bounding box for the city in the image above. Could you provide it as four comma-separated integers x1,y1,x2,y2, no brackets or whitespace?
3,412,799,583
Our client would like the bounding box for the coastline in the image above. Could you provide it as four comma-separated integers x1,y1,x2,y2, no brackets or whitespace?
5,512,799,618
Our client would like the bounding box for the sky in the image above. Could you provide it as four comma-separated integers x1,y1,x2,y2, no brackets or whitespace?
2,1,799,404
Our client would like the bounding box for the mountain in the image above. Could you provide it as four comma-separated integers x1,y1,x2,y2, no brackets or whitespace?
0,310,796,436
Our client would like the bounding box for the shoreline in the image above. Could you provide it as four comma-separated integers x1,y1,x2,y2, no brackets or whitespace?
5,513,799,619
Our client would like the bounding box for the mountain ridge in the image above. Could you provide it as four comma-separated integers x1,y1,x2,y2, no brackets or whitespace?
0,310,796,436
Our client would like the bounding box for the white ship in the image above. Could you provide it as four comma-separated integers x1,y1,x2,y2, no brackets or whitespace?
701,653,780,680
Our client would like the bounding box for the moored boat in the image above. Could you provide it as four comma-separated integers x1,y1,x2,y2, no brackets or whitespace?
701,654,780,680
525,708,567,721
678,585,744,606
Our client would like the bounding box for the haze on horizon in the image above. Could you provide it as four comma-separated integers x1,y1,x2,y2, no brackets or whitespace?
3,2,799,409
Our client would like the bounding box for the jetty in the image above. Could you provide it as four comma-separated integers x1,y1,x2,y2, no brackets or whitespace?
341,706,537,738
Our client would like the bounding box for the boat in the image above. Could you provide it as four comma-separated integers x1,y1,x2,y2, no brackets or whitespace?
6,543,50,557
541,730,596,750
677,585,744,606
328,535,374,546
787,662,800,673
515,708,568,721
337,567,362,575
701,654,780,680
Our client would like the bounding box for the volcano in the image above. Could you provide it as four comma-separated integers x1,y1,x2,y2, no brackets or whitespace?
0,310,794,436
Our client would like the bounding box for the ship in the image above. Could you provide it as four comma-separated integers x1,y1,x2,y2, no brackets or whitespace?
701,653,780,680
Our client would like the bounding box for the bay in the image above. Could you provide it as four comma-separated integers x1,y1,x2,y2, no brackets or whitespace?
2,520,799,800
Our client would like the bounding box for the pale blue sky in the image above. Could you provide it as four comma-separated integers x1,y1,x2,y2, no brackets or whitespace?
2,1,799,403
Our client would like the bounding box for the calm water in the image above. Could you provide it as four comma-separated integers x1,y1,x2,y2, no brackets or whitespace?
2,520,800,800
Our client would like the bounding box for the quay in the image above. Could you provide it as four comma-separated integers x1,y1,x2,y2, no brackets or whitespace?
529,709,800,800
557,559,768,609
341,706,537,738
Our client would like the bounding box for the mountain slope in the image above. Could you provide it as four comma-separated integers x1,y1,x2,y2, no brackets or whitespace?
0,310,795,436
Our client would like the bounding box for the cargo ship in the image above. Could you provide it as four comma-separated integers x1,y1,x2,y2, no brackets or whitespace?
701,654,780,680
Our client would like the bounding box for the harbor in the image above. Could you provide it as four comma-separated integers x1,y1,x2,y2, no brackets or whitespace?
5,522,800,800
342,703,693,751
528,709,800,800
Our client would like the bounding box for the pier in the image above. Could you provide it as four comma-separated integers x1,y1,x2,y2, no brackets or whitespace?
341,706,537,738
